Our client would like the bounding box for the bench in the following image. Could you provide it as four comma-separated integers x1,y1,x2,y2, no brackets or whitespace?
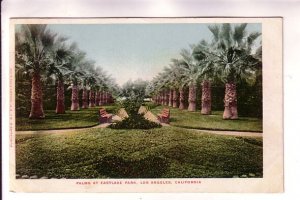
157,108,170,124
99,108,113,123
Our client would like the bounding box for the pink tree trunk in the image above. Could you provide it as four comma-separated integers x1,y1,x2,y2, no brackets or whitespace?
99,92,103,106
89,90,95,107
106,92,109,104
55,80,65,114
158,93,163,105
164,91,168,105
29,71,45,118
95,91,100,106
168,90,173,107
108,93,112,103
102,91,106,104
71,85,80,111
179,87,185,110
188,83,196,111
82,88,88,109
201,80,212,115
172,89,178,108
223,82,238,119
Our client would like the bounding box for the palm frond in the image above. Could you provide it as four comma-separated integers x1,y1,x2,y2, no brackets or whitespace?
247,32,261,48
208,24,220,42
233,23,247,45
221,23,232,48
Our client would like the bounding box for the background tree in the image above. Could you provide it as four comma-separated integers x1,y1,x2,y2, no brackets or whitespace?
178,48,202,111
47,37,74,114
170,59,189,110
121,79,149,101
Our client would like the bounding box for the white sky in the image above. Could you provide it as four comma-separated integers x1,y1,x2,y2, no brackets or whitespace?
48,23,261,86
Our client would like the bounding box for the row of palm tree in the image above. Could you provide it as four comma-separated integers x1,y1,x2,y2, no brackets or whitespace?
15,24,119,119
147,23,262,119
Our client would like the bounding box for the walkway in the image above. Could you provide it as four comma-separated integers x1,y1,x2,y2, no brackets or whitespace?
192,129,262,137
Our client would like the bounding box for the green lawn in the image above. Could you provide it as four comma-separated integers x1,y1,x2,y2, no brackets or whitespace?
16,104,262,132
16,126,262,178
150,105,262,132
16,105,118,131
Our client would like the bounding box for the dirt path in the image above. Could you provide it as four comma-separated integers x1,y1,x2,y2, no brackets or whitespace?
15,107,262,137
16,124,262,137
191,129,262,137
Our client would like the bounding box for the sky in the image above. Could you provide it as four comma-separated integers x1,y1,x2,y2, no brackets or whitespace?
48,23,261,86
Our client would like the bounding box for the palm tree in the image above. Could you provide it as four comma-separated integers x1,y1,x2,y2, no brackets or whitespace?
147,74,164,105
67,70,84,111
47,38,74,114
207,23,261,119
81,78,89,109
169,59,189,108
159,67,174,107
62,49,85,111
86,75,97,107
47,62,72,114
178,49,202,111
156,70,171,106
95,86,100,106
15,25,58,119
192,40,216,115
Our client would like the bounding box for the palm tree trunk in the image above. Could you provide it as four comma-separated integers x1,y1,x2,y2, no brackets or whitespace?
158,93,162,104
106,92,110,104
71,85,80,111
55,80,65,114
108,93,112,103
201,80,212,115
82,88,88,109
29,71,45,118
168,90,173,107
104,91,108,104
110,93,114,103
188,83,196,111
223,82,238,119
89,90,95,107
164,91,168,105
102,91,106,104
172,89,178,108
95,91,100,106
179,87,185,109
99,92,103,105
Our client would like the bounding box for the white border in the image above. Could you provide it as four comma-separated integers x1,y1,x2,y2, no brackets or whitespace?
2,0,299,199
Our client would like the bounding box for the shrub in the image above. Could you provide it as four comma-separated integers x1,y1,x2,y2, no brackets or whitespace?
143,102,159,110
109,113,161,129
112,92,161,129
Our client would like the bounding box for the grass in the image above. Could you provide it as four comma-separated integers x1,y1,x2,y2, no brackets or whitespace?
16,103,262,132
150,105,262,132
16,105,118,131
16,126,262,178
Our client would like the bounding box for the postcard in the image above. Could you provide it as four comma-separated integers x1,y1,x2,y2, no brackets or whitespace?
9,17,283,193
